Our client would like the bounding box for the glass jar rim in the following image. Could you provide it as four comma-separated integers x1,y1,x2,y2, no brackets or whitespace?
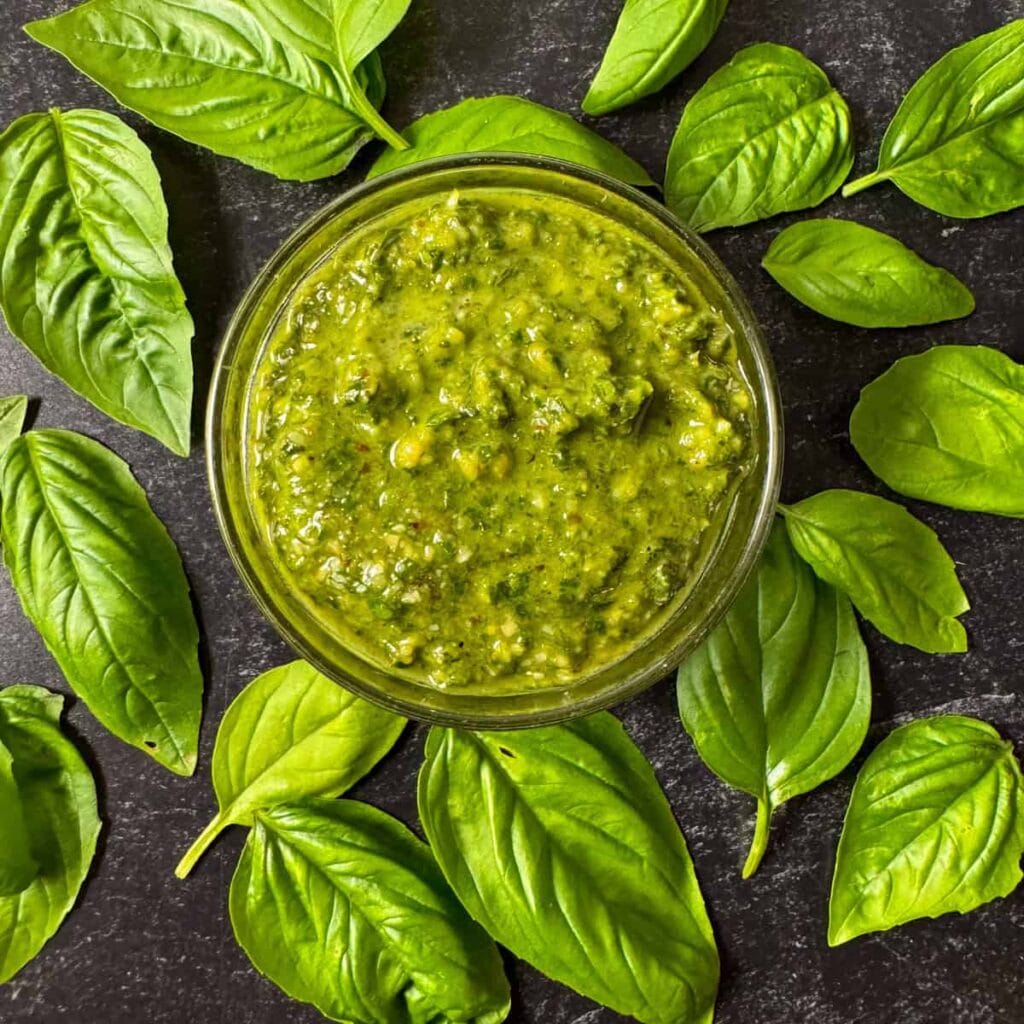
206,152,784,728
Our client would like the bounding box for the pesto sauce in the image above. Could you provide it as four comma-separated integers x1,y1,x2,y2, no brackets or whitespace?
248,189,752,690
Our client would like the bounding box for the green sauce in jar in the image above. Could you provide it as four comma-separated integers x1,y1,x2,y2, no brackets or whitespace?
247,188,752,691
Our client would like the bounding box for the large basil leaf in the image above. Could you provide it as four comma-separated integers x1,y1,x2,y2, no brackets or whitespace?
0,430,203,775
0,737,38,896
24,0,385,181
367,96,654,185
780,490,969,654
0,686,100,983
829,715,1024,945
176,660,405,877
419,715,719,1024
677,522,870,877
665,43,853,231
0,109,193,456
762,219,974,328
850,345,1024,516
332,0,410,150
582,0,729,116
0,397,27,459
230,799,510,1024
843,20,1024,217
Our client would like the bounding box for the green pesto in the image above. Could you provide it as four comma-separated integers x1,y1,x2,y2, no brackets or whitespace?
248,190,752,690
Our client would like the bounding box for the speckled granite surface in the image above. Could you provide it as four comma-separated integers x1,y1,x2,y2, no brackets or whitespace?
1,1,1022,1021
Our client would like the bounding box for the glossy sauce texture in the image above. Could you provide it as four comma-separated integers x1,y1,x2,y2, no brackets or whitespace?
248,189,752,690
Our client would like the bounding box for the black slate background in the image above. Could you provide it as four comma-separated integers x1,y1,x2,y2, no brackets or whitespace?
1,0,1023,1021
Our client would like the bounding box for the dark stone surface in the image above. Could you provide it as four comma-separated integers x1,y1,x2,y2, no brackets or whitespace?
1,0,1022,1021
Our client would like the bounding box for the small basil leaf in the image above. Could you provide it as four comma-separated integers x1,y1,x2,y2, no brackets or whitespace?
367,95,654,185
762,219,974,328
230,799,510,1024
582,0,729,116
332,0,409,150
0,737,38,896
0,430,203,775
677,521,870,877
24,0,380,182
666,43,854,231
780,490,969,654
0,397,27,459
829,715,1024,946
0,686,101,983
843,20,1024,217
0,110,193,456
175,660,405,878
850,345,1024,516
419,715,719,1024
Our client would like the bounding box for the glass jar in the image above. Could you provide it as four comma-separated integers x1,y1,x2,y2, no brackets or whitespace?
207,154,783,727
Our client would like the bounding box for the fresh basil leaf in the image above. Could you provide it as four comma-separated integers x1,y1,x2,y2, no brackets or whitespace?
24,0,383,182
230,799,510,1024
0,686,100,983
419,715,719,1024
850,345,1024,516
367,95,655,185
582,0,729,116
0,430,203,776
332,0,410,150
0,397,27,460
0,110,193,456
780,490,969,654
665,43,854,232
677,521,870,877
0,737,38,896
843,20,1024,217
762,219,975,328
829,715,1024,945
175,660,405,878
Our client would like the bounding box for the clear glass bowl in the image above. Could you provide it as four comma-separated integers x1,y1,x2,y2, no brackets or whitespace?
207,154,783,728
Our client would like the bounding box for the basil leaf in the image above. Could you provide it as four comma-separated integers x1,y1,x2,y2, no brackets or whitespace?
0,737,38,896
0,110,193,456
419,715,719,1024
843,20,1024,217
0,397,27,459
230,799,510,1024
676,522,870,877
780,490,969,654
665,43,854,232
332,0,410,150
0,686,101,983
176,660,405,878
367,95,655,185
0,430,203,775
582,0,729,116
850,345,1024,516
24,0,383,182
829,715,1024,945
762,219,975,328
